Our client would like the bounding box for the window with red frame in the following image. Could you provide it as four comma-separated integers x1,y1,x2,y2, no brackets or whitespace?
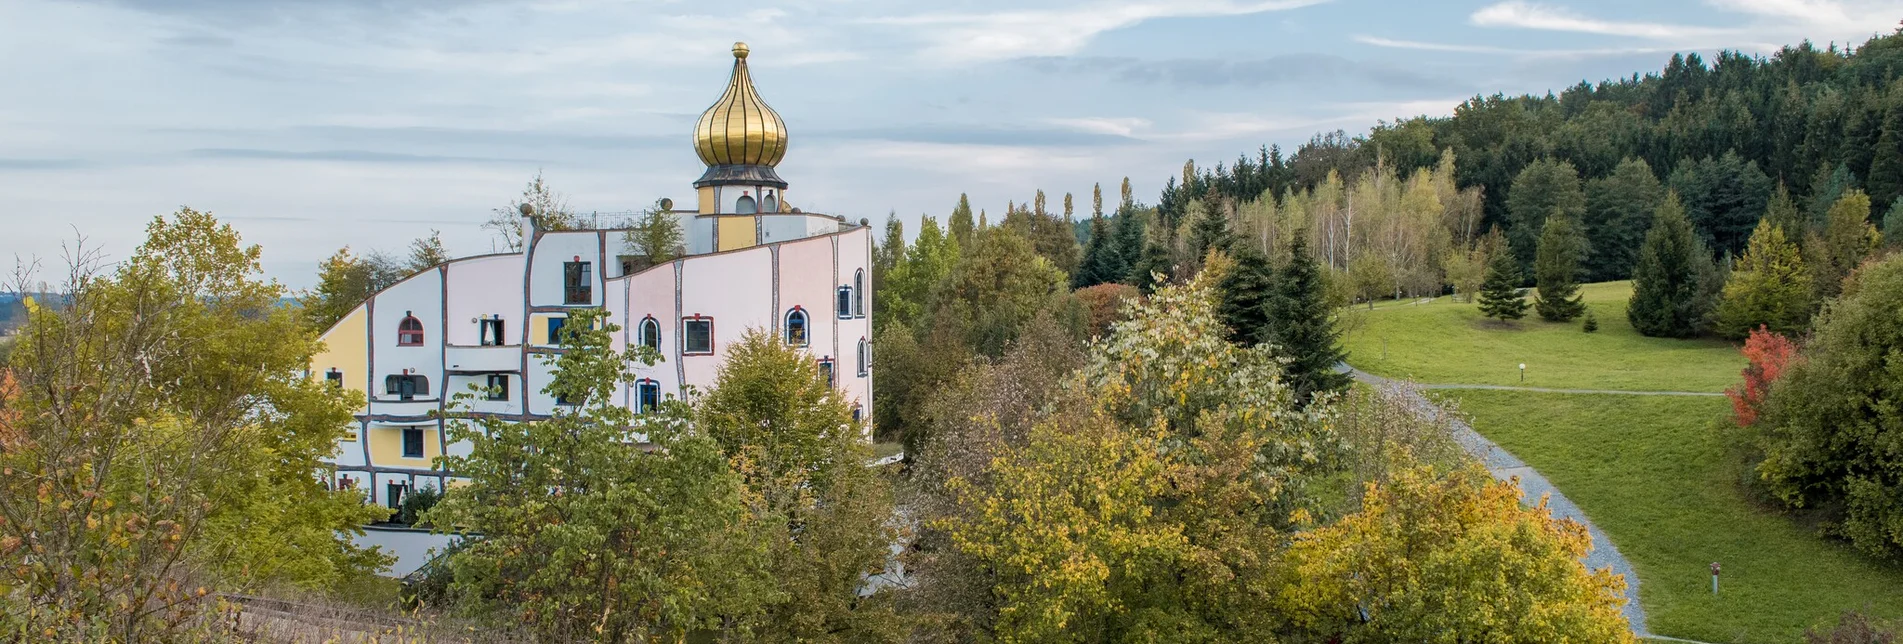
397,313,425,346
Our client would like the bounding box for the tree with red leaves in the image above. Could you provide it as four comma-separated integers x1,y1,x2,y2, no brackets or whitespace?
1726,326,1799,427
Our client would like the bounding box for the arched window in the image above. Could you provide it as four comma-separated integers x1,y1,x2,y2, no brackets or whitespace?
857,337,869,377
397,313,425,346
638,316,662,351
785,308,809,346
854,269,866,318
736,194,758,214
762,192,778,213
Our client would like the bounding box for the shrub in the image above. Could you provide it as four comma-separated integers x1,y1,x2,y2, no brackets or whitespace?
1582,312,1599,333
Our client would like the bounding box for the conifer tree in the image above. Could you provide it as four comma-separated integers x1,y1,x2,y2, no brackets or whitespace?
1478,245,1529,321
1533,215,1588,321
950,194,975,244
1506,158,1586,270
1867,102,1903,209
1217,245,1275,346
1265,237,1350,403
1112,204,1146,283
1132,223,1174,294
1073,213,1115,289
1714,219,1812,339
1763,183,1806,243
1582,157,1663,282
1188,198,1233,261
1628,193,1720,338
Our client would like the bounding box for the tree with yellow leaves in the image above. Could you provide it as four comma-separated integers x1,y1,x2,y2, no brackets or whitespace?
1277,465,1633,643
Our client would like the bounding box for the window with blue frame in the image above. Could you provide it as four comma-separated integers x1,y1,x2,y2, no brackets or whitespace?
785,308,809,346
857,338,869,377
854,269,866,318
817,357,835,387
836,286,852,319
638,316,661,350
402,428,424,458
638,379,660,414
547,316,567,345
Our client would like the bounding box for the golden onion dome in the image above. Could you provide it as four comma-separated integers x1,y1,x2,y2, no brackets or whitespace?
693,42,787,168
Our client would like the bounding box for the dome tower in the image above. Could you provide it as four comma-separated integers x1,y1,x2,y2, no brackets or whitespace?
693,42,788,216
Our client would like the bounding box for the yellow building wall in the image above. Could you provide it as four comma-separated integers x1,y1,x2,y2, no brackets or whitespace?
367,424,440,469
528,312,566,346
310,306,369,410
718,215,757,252
698,186,716,214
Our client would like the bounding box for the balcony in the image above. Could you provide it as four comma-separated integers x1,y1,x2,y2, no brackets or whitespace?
445,344,522,374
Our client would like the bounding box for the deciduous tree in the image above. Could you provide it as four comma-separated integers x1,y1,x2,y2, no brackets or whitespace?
1715,220,1812,339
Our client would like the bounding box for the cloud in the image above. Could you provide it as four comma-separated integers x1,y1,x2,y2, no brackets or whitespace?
808,124,1142,147
188,148,535,164
1353,35,1690,58
1469,1,1730,40
1017,53,1463,91
865,0,1331,64
0,158,92,170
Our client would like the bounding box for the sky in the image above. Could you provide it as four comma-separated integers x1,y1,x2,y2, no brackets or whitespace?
1,0,1898,289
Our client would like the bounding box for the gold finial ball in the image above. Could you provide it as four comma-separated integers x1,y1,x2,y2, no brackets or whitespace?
732,42,749,59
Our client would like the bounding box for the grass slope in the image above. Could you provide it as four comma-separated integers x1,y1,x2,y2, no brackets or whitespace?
1442,390,1903,643
1343,282,1743,392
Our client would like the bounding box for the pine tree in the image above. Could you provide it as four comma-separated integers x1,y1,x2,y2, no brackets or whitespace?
1217,244,1275,346
1628,193,1721,338
1582,158,1663,282
1132,232,1174,294
1533,215,1588,321
1187,198,1233,262
1866,102,1903,210
1478,246,1529,321
1763,182,1805,243
1714,219,1812,339
950,194,975,244
1265,237,1350,403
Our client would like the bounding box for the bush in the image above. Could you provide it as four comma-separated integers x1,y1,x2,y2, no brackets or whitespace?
1582,312,1599,333
396,484,441,526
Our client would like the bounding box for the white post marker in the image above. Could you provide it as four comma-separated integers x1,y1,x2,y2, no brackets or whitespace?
1519,363,1526,383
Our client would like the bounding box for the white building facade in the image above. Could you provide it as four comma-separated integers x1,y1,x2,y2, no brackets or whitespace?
311,42,873,510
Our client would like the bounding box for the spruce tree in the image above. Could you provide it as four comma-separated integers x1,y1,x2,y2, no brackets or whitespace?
1582,157,1663,281
1112,205,1146,281
1628,193,1720,338
1217,244,1275,346
1187,198,1233,261
1506,158,1587,271
1478,246,1529,321
1763,183,1806,243
1534,214,1588,321
1073,213,1117,289
1714,219,1812,339
1265,237,1350,403
1867,102,1903,210
1132,232,1174,294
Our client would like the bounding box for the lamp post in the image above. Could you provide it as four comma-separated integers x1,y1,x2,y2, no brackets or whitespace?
1710,561,1721,595
1519,363,1526,383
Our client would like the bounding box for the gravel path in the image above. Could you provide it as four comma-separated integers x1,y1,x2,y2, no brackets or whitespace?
1346,366,1654,638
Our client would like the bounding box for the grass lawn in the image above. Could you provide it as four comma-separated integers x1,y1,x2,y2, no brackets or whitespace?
1442,390,1903,643
1343,282,1744,392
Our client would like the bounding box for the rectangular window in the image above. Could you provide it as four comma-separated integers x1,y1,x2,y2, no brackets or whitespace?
387,482,406,510
402,428,424,458
324,370,344,388
485,374,509,401
480,318,506,346
817,359,835,387
385,375,428,401
638,380,660,414
564,261,593,305
547,317,567,345
836,286,853,320
683,318,714,355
